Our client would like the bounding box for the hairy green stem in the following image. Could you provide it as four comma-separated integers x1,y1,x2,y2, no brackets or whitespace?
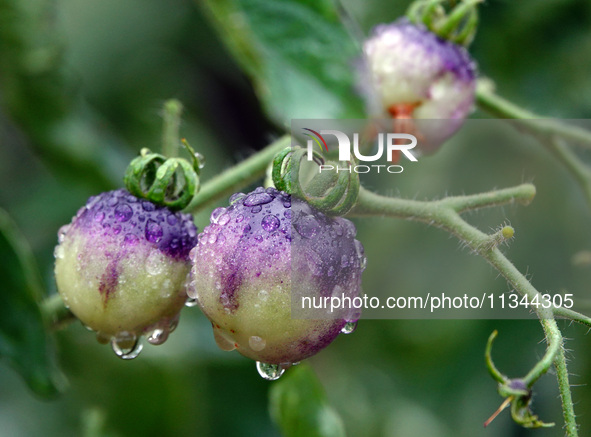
554,307,591,328
351,184,577,435
186,135,291,214
41,293,75,330
476,81,591,209
161,99,183,158
555,345,579,437
476,81,591,148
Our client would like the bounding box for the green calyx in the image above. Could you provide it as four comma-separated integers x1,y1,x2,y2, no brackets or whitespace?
271,146,359,216
484,330,555,429
406,0,482,46
124,144,203,211
123,99,204,211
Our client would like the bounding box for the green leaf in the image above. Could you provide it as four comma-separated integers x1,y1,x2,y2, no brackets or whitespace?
0,208,63,397
201,0,365,121
269,364,346,437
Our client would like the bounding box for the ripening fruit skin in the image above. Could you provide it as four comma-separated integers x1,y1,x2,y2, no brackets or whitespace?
361,19,477,152
189,187,364,366
54,189,198,342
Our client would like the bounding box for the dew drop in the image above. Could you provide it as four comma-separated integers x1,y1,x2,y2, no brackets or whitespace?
218,213,231,226
294,215,319,239
96,331,110,344
210,207,226,223
283,200,291,208
185,297,199,307
94,211,105,223
145,220,163,243
107,196,118,207
194,152,206,169
229,192,246,204
249,336,266,351
111,333,143,359
235,214,244,223
167,214,178,226
243,193,273,207
261,214,280,232
169,317,179,333
115,203,133,222
360,256,367,271
284,209,292,219
147,328,169,345
141,201,156,211
256,361,285,380
341,321,358,334
251,205,262,214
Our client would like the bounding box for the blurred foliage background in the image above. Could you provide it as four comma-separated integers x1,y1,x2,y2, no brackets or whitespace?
1,0,591,436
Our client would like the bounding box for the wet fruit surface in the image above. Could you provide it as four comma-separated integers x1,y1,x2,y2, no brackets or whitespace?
190,187,365,368
54,189,198,357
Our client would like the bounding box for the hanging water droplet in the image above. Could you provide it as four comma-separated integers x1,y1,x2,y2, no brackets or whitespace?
169,317,179,333
341,321,357,334
147,328,169,345
96,331,110,344
249,335,267,352
111,333,143,359
185,296,199,307
256,361,285,380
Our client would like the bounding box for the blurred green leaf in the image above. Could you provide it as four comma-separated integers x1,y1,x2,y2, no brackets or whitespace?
201,0,365,122
0,0,126,190
0,208,63,397
269,364,346,437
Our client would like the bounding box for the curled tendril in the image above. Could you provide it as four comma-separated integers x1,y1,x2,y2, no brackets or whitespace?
483,331,555,429
406,0,481,46
124,145,203,211
272,147,360,216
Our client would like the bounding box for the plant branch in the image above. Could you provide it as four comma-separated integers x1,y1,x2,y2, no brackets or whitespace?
161,99,183,158
41,293,75,330
186,135,291,214
476,81,591,149
476,81,591,208
350,184,578,435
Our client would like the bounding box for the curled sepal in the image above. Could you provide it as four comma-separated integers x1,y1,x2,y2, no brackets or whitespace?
124,147,201,211
406,0,481,46
483,331,555,429
271,147,360,216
